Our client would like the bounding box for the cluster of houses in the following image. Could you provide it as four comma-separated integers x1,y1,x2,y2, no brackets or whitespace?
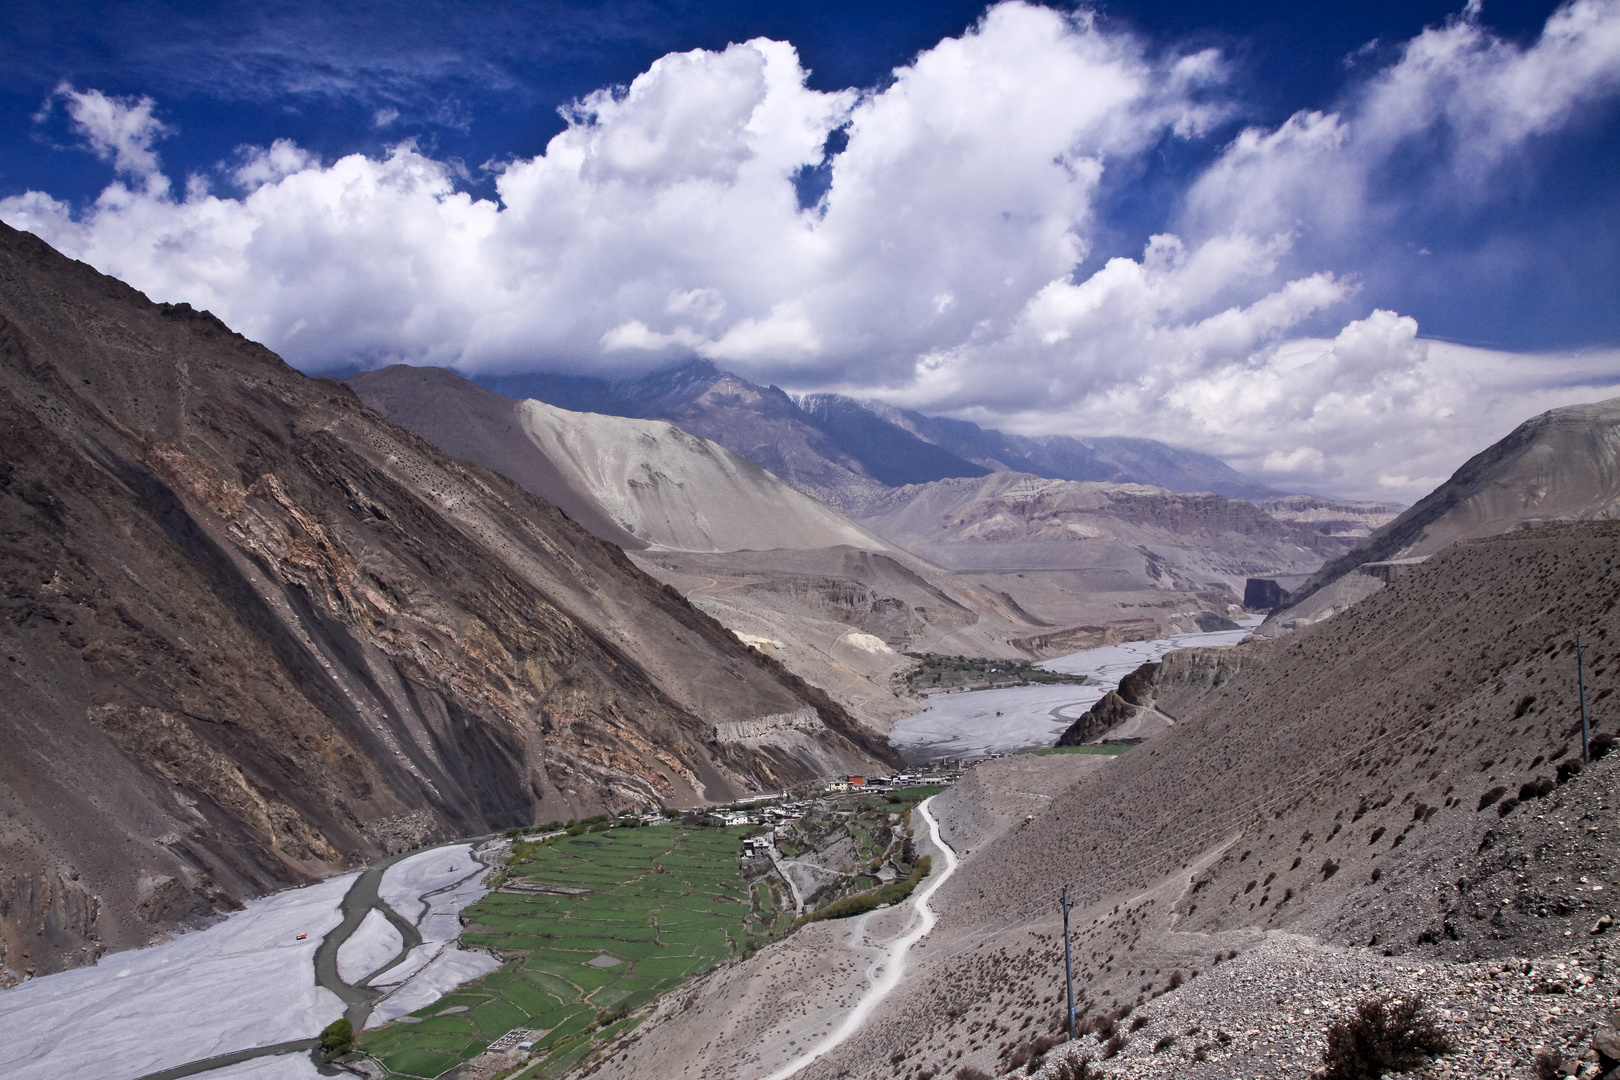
824,768,956,793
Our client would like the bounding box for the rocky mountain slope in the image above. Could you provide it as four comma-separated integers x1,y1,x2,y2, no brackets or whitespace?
1255,493,1404,540
348,366,882,554
1269,396,1620,631
346,366,1040,731
470,359,1278,510
475,361,906,511
599,519,1620,1080
853,472,1349,648
0,222,893,986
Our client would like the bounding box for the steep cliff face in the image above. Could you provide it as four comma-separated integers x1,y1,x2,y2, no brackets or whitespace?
0,223,891,985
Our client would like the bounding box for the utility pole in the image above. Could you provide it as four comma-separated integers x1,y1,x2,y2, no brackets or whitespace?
1060,886,1076,1040
1577,634,1591,763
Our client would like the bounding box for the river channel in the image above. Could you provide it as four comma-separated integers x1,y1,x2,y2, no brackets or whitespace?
0,839,500,1080
887,617,1263,763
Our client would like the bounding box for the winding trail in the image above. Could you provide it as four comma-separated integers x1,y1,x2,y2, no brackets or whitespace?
761,796,959,1080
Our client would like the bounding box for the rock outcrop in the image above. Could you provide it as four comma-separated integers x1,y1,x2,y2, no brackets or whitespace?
0,222,893,984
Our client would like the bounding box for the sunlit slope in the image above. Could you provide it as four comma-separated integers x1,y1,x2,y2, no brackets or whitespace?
1276,395,1620,625
515,399,886,553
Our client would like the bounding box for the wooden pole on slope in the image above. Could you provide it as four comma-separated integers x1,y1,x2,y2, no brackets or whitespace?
1577,634,1591,763
1061,886,1076,1041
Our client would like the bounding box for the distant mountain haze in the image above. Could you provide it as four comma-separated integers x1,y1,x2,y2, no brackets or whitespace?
0,223,893,983
469,359,1278,510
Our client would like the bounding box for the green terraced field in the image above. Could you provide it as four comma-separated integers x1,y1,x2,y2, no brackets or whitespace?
360,825,765,1080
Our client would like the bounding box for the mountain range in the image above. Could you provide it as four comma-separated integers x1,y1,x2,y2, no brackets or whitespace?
0,222,892,984
473,360,1276,509
348,366,1368,734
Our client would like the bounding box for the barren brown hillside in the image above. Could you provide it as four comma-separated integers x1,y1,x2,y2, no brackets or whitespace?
595,521,1620,1080
0,222,892,986
945,521,1619,954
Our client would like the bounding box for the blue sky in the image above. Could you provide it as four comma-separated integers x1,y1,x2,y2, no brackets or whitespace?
2,1,1617,499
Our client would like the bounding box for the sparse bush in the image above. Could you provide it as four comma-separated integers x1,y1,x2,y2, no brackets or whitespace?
1368,827,1386,845
1518,778,1555,802
319,1017,354,1058
1514,694,1537,718
1153,1034,1177,1053
1101,1034,1127,1059
1557,759,1583,783
1319,994,1454,1080
1051,1057,1099,1080
1321,858,1340,880
1166,971,1185,991
1497,797,1521,817
1129,1014,1149,1033
1478,786,1508,810
1534,1049,1565,1080
1593,732,1616,761
953,1067,991,1080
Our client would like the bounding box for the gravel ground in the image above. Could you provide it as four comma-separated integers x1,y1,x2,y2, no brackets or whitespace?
1027,932,1619,1079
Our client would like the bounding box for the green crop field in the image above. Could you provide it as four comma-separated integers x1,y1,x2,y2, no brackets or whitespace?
360,825,773,1080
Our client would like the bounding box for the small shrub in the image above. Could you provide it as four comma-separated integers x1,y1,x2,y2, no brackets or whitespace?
1153,1034,1177,1052
1101,1034,1127,1059
1050,1058,1098,1080
1534,1049,1565,1080
1518,778,1555,802
954,1067,991,1080
319,1017,354,1057
1557,759,1583,783
1320,994,1454,1080
1368,827,1386,845
1497,797,1520,817
1593,732,1616,760
1321,857,1340,880
1166,970,1184,990
1478,786,1508,811
1129,1014,1149,1032
1514,694,1537,718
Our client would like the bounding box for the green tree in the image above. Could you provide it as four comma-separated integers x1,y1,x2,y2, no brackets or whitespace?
319,1017,354,1057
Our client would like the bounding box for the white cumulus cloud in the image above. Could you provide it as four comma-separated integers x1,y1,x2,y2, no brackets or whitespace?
3,1,1620,502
